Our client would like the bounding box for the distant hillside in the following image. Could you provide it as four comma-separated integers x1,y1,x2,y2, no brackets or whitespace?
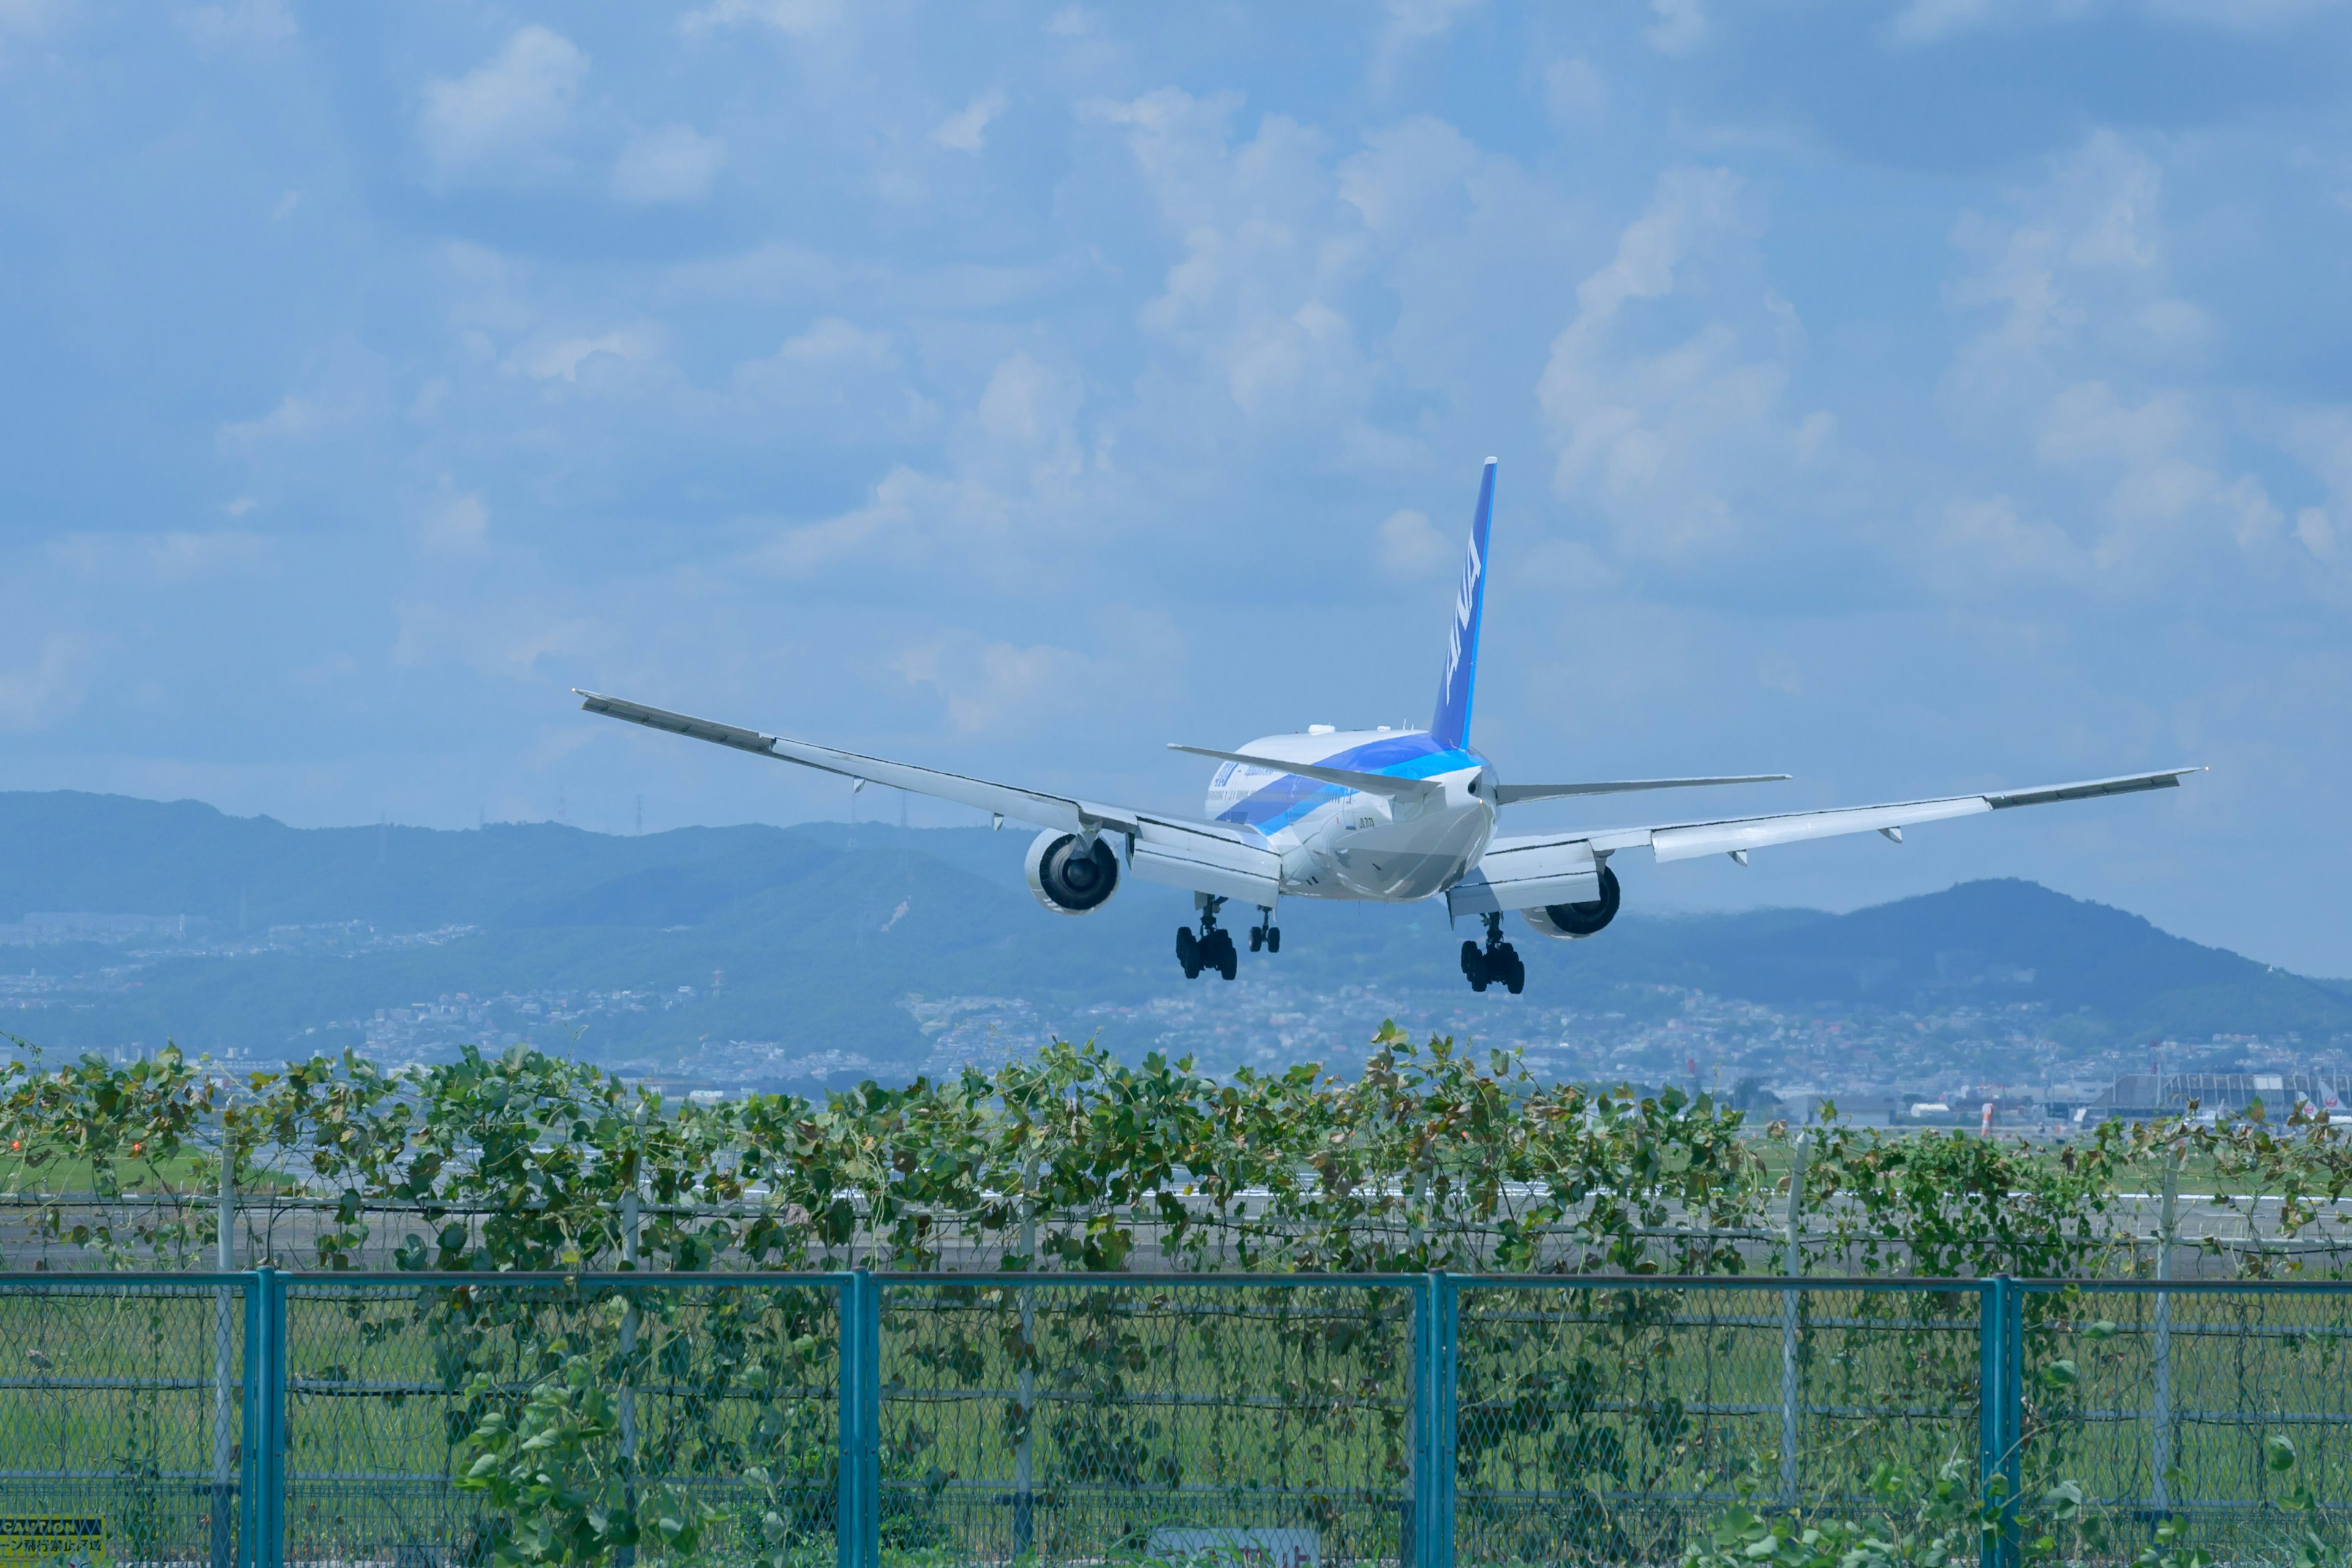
0,791,2343,1080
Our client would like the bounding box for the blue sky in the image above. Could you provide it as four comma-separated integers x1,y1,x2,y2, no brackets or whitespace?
3,0,2348,973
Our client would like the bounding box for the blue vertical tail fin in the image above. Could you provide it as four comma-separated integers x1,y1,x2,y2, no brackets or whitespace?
1428,458,1496,751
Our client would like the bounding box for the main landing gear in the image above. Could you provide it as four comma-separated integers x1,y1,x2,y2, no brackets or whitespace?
1461,911,1525,995
1177,897,1238,981
1177,900,1278,981
1247,906,1280,954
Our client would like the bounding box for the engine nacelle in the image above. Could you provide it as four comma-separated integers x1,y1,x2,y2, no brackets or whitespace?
1025,830,1122,915
1521,864,1621,940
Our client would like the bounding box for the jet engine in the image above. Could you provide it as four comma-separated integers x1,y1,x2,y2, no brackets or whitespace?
1521,864,1621,939
1025,830,1122,915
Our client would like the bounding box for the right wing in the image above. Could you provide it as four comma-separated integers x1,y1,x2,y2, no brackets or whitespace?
1494,774,1788,805
576,690,1283,905
1450,766,2202,916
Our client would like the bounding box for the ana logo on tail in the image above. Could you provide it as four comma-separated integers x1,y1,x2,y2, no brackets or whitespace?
1446,533,1483,688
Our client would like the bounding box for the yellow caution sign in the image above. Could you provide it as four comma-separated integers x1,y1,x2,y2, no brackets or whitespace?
0,1518,104,1568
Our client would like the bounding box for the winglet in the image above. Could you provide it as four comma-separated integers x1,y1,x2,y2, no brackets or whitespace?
1429,458,1496,751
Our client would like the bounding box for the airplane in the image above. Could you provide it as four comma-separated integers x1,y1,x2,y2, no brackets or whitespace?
575,458,2199,995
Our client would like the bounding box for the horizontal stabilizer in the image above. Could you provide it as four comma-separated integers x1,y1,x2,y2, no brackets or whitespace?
1495,774,1788,805
1167,744,1441,802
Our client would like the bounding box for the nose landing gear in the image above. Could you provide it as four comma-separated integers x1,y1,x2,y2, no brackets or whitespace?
1177,897,1238,981
1460,911,1525,995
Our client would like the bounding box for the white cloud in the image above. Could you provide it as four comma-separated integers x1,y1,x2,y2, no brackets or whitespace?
179,0,295,51
0,0,62,38
391,599,593,680
749,466,951,578
1941,133,2291,582
47,531,273,584
1886,0,1999,47
2283,409,2352,568
893,636,1090,733
1376,508,1452,578
774,318,895,369
0,634,99,731
612,125,726,204
930,91,1005,153
1536,167,1834,562
1890,0,2340,45
1645,0,1711,54
682,0,843,36
417,26,588,186
974,352,1076,449
1543,58,1607,124
510,325,663,383
1091,89,1397,447
1373,0,1482,85
219,394,325,450
1926,494,2091,590
419,492,489,555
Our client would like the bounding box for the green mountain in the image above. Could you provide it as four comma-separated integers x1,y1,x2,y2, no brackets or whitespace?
1,790,2342,1085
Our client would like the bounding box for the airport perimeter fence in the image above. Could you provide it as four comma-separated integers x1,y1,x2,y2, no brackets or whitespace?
2,1271,2348,1568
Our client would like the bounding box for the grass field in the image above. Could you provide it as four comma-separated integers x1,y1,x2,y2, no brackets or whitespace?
0,1276,2345,1567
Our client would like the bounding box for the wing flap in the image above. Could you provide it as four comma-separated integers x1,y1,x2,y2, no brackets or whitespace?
1649,797,1989,863
1446,836,1599,917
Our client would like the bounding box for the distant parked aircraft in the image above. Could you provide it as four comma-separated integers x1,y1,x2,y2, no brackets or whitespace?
578,460,2198,994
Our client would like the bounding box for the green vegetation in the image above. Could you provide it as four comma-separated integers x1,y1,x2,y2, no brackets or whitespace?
4,1027,2351,1277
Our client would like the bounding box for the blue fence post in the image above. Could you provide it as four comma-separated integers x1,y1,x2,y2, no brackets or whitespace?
837,1270,881,1568
1411,1272,1457,1568
1433,1272,1457,1568
1978,1276,2022,1568
2000,1276,2023,1567
239,1267,285,1568
240,1274,260,1568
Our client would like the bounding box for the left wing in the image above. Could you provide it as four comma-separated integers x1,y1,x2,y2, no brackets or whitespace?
576,690,1283,905
1452,767,2202,914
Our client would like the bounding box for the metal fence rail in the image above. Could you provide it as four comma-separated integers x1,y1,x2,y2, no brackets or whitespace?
0,1272,2345,1567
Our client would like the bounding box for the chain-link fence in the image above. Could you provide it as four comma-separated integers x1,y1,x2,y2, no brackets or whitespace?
0,1272,2345,1567
9,1187,2350,1277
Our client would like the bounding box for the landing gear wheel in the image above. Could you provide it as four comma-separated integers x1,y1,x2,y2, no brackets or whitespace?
1464,913,1524,994
1215,930,1238,981
1265,927,1280,954
1176,927,1202,979
1248,927,1264,952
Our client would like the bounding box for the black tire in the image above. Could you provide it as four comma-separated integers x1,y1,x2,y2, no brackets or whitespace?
1176,927,1201,979
1266,927,1281,954
1502,946,1526,996
1248,927,1264,952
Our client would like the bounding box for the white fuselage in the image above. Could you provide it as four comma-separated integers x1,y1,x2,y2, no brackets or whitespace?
1205,728,1497,902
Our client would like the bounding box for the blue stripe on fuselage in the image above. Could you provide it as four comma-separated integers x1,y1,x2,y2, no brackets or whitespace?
1214,734,1475,835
